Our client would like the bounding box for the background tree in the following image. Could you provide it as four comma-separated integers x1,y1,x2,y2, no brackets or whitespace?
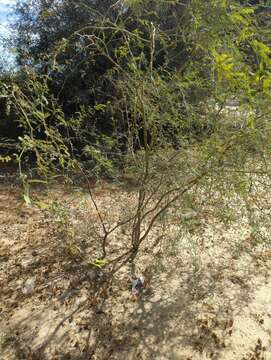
0,0,270,178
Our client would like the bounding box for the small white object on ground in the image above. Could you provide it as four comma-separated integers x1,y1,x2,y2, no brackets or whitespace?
22,278,35,295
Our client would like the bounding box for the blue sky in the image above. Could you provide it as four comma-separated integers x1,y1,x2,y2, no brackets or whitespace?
0,0,16,38
0,0,17,67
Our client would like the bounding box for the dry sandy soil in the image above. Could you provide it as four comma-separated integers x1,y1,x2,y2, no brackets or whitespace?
1,179,271,360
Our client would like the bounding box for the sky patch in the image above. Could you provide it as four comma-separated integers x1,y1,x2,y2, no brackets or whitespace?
0,0,17,68
0,0,16,37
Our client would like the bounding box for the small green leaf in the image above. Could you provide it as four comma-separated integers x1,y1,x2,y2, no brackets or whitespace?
94,104,107,111
89,259,108,268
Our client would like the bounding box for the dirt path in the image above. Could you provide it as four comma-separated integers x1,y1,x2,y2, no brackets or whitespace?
1,183,271,360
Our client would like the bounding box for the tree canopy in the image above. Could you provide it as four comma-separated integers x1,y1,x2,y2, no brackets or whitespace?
0,0,271,175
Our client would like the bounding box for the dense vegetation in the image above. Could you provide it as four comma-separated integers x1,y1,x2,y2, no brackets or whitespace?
0,1,270,161
1,0,271,261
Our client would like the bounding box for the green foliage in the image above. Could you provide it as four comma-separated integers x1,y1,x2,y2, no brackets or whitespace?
0,1,270,259
0,155,11,163
11,75,78,176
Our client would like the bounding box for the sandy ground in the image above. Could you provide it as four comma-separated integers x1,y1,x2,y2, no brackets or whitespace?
1,181,271,360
